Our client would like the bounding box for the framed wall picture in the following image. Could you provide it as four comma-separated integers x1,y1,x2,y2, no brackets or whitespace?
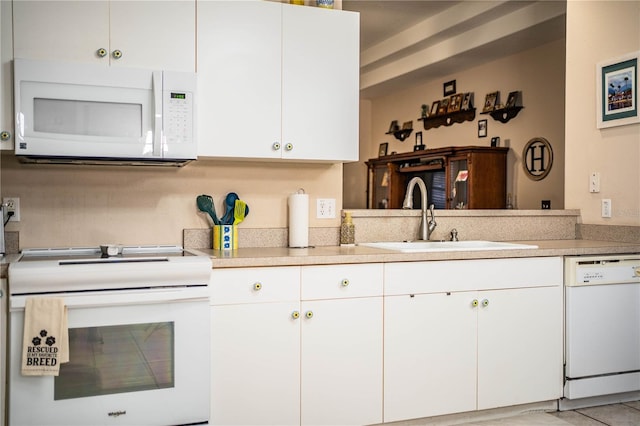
443,80,456,96
378,142,388,157
478,119,487,138
387,120,399,133
596,51,639,128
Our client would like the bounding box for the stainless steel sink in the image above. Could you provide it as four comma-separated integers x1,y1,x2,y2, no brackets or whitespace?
358,240,538,253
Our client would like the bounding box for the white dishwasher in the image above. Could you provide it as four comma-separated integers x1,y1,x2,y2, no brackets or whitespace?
562,254,640,410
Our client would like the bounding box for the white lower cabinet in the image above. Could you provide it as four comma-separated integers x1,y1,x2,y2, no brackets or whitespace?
210,263,383,426
210,258,562,425
383,257,563,423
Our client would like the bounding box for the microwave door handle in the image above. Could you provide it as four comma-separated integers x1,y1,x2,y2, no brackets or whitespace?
152,71,163,158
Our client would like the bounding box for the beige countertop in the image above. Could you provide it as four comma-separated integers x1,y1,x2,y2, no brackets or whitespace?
197,239,640,268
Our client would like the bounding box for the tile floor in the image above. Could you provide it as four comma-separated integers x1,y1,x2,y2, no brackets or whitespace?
464,400,640,426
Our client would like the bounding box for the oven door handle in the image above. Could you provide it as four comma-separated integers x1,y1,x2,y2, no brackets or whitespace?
10,286,209,310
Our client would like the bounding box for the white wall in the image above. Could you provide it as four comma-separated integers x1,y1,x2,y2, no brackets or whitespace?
349,39,566,210
565,1,640,226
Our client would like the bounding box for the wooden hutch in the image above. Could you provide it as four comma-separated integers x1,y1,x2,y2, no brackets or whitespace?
366,146,508,210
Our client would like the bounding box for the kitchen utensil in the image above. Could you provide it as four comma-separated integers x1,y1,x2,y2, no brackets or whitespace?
221,192,239,225
196,194,220,225
233,200,247,225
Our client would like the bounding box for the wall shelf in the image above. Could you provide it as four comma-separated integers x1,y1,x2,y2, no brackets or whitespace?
481,106,524,123
418,108,476,130
386,128,413,141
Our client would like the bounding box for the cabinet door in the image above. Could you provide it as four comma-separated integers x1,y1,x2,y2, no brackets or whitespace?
301,297,383,425
477,286,563,410
1,279,6,425
281,5,359,161
211,302,301,426
13,0,109,64
1,0,13,150
13,1,195,71
197,0,282,159
384,292,477,423
109,1,195,71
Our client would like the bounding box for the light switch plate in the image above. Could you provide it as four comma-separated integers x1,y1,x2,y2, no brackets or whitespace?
590,172,600,193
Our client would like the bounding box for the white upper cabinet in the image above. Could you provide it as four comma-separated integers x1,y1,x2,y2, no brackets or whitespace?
12,0,195,72
197,1,359,162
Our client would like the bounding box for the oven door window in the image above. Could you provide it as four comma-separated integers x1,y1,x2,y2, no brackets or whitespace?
54,322,174,400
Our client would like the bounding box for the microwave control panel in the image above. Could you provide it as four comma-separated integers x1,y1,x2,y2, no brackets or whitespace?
164,90,194,145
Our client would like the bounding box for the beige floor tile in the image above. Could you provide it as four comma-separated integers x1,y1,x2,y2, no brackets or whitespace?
576,403,640,426
464,412,573,425
622,400,640,411
549,410,606,426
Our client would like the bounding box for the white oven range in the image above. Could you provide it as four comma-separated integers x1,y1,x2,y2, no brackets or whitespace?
7,245,211,426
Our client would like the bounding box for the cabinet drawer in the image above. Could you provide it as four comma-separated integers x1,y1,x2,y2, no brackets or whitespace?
211,266,300,305
385,257,562,295
302,263,383,300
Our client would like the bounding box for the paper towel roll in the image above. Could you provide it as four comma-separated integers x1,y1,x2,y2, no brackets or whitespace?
288,192,309,248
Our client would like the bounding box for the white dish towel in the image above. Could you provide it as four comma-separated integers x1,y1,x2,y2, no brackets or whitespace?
21,297,69,376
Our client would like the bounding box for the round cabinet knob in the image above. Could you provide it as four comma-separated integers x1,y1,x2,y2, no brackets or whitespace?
253,282,262,291
482,299,489,307
634,267,640,277
284,143,294,151
0,131,10,141
471,299,479,307
291,311,300,319
272,142,281,151
341,279,350,287
305,311,314,319
112,49,123,59
96,48,108,57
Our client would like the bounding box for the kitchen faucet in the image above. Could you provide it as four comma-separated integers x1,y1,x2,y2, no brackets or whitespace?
403,177,437,240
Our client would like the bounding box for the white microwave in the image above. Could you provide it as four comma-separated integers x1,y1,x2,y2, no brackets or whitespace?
14,58,197,166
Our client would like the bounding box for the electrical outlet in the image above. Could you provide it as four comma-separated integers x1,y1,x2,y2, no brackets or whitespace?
601,199,612,218
541,200,551,209
316,198,336,219
3,197,20,221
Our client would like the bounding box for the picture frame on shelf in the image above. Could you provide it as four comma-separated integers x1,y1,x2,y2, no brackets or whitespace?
461,92,473,110
448,93,463,113
378,142,388,157
596,50,639,129
430,101,440,116
505,91,521,108
443,79,456,96
402,121,413,130
483,91,499,112
387,120,399,133
437,98,449,115
478,119,487,138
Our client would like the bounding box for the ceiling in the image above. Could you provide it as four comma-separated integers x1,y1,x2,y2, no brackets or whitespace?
341,0,567,99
